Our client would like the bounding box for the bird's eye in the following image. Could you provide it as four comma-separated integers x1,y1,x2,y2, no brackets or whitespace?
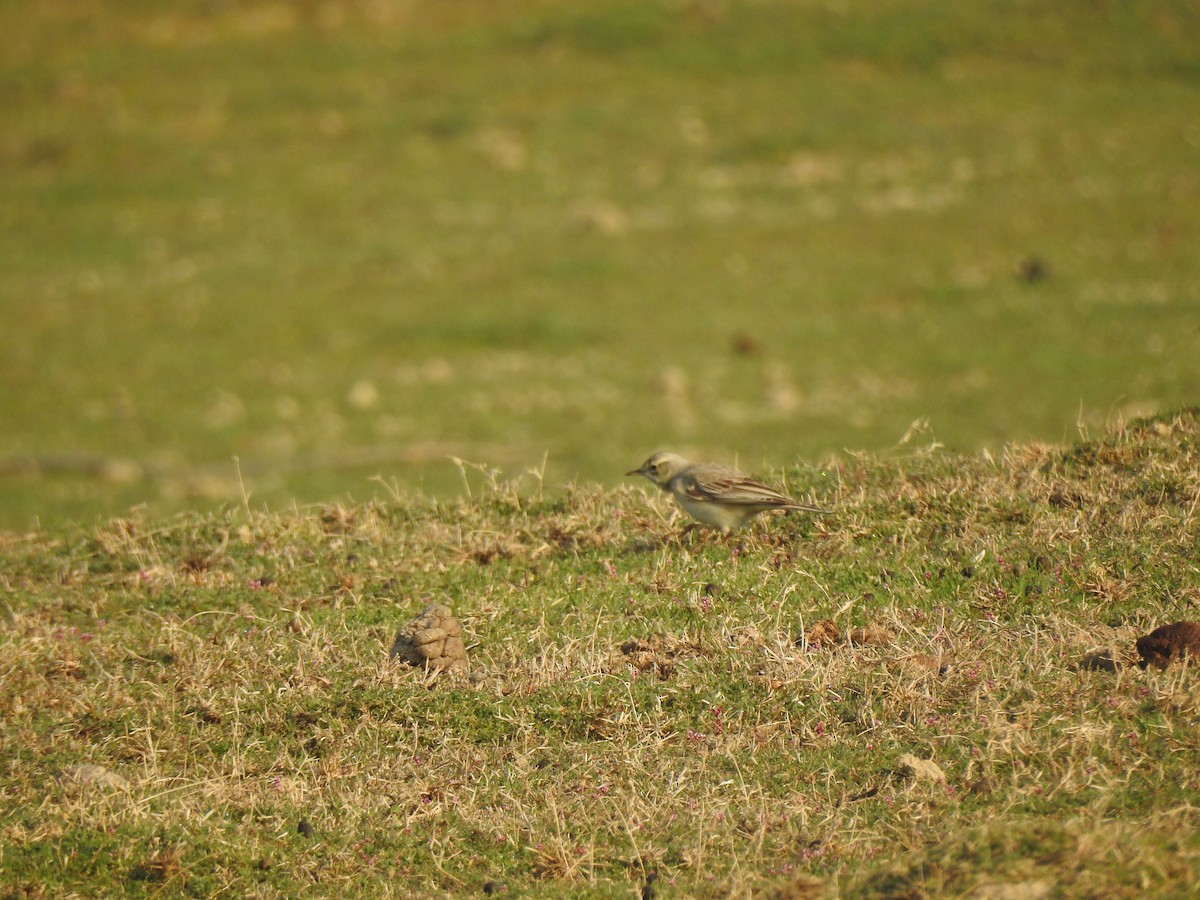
648,464,657,475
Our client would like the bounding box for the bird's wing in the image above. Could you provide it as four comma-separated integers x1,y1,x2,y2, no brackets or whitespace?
680,467,790,508
681,465,827,512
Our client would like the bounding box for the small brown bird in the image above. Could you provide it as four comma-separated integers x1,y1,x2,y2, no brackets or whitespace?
626,451,827,532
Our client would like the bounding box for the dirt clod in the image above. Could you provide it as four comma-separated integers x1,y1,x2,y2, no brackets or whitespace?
847,622,892,646
802,619,841,648
1136,621,1200,669
906,653,950,675
390,603,469,673
619,634,700,680
801,618,893,649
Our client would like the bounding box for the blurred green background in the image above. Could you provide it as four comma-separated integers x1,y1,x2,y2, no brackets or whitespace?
3,0,1198,529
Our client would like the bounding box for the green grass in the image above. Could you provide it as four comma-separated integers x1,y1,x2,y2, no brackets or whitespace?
4,8,1200,891
3,0,1200,527
2,408,1200,897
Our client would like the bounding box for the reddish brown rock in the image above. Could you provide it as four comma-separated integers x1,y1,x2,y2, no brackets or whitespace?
1136,621,1200,670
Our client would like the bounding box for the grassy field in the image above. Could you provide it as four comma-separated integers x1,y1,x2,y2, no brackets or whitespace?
3,0,1200,528
2,407,1200,897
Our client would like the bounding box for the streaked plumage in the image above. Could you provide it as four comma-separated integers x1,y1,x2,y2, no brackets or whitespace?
626,451,827,532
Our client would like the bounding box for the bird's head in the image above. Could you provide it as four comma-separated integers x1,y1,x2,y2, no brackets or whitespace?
626,451,691,488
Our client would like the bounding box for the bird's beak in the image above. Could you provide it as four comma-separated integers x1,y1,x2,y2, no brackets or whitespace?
626,466,646,477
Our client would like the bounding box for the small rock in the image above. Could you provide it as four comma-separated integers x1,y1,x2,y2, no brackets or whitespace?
64,764,129,790
1137,621,1200,669
297,819,314,838
1075,650,1119,673
896,753,946,784
390,603,468,673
